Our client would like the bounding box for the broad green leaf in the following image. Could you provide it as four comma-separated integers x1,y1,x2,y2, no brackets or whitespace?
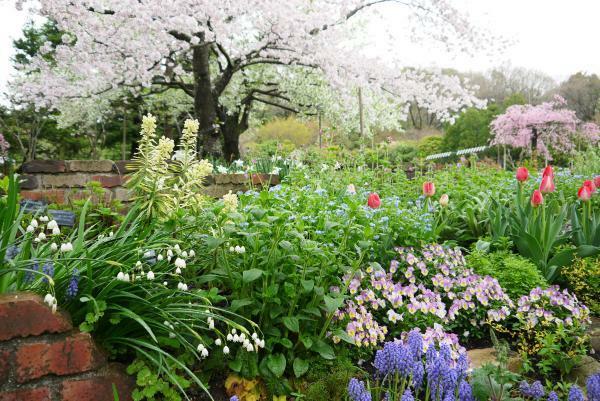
230,299,253,311
266,353,286,377
282,316,300,332
311,339,335,360
323,295,344,313
243,269,263,283
293,358,309,378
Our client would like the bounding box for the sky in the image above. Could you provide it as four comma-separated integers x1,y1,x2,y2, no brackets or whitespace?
0,0,599,96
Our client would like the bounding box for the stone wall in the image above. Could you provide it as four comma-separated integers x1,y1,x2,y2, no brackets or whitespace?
18,160,280,204
0,293,134,401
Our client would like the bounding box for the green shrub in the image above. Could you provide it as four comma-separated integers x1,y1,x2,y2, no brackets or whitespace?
417,135,444,157
467,250,548,299
389,142,419,164
301,357,361,401
561,257,600,315
442,106,500,152
254,116,316,147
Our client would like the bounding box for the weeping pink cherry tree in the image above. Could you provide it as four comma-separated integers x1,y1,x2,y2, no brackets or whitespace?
490,96,599,161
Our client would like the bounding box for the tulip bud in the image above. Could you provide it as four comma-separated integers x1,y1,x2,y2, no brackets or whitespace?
578,186,592,201
583,180,596,193
539,175,555,194
367,193,381,209
516,167,529,182
422,182,436,197
530,190,544,207
594,176,600,190
439,194,449,207
542,165,554,179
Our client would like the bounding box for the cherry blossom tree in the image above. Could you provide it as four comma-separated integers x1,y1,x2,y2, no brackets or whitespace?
490,95,600,160
10,0,494,160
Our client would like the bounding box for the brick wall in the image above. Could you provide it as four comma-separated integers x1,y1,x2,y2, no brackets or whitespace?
18,160,280,204
0,293,134,401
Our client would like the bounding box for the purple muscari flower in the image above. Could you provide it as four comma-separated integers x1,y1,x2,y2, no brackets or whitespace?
456,353,469,379
426,345,437,367
442,368,458,398
439,344,452,363
66,268,79,298
42,262,54,283
401,389,414,401
374,342,411,377
4,245,20,261
428,355,447,401
348,378,371,401
568,386,584,401
412,360,424,390
588,373,600,401
407,330,423,360
547,392,559,401
24,261,40,283
459,380,474,401
530,381,545,400
520,381,532,397
230,397,239,401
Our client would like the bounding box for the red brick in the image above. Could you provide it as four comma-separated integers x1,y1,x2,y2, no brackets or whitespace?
15,332,105,383
20,190,65,204
61,366,134,401
0,387,51,401
251,173,276,185
90,175,124,188
0,293,72,341
0,350,11,383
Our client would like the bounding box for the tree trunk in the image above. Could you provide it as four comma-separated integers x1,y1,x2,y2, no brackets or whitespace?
220,108,246,162
192,42,221,158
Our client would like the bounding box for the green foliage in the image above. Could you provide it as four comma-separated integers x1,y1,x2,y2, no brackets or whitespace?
417,135,444,157
127,358,189,401
252,117,316,147
300,357,361,401
467,250,548,300
572,147,600,177
561,257,600,315
443,106,500,152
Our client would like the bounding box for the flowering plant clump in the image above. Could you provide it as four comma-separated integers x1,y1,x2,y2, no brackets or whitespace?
500,286,591,378
128,114,213,220
347,329,473,401
334,244,513,346
519,373,600,401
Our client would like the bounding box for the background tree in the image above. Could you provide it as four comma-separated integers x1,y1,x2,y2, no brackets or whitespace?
490,95,599,161
558,72,600,121
10,0,496,161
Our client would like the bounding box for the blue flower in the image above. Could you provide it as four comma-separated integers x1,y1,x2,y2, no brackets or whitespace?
547,391,559,401
459,380,474,401
529,381,545,400
569,385,584,401
347,378,371,401
42,262,54,283
66,268,80,298
407,330,423,360
24,261,40,283
588,373,600,401
411,359,424,390
401,389,414,401
229,396,239,401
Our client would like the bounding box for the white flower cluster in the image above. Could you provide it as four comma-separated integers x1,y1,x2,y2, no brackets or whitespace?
222,191,238,213
229,245,246,254
44,293,58,313
225,328,265,353
24,216,61,245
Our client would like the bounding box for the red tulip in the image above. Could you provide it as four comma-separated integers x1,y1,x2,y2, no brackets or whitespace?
422,182,436,197
542,165,554,179
594,176,600,189
530,190,544,207
539,175,555,194
367,193,381,209
583,180,596,193
516,167,529,182
578,186,592,201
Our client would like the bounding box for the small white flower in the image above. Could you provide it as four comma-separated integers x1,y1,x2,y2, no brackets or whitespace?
167,249,174,258
197,343,205,352
245,343,254,352
60,242,73,252
189,250,196,258
169,332,176,338
217,165,228,174
251,332,258,340
227,333,233,341
108,231,114,237
124,273,130,282
26,225,35,233
34,238,41,243
36,232,46,241
174,244,181,253
147,271,155,280
223,346,230,354
30,219,38,228
215,338,222,346
233,334,240,342
175,267,182,274
209,319,215,329
231,328,237,334
40,216,49,222
163,281,168,286
175,258,186,269
135,261,142,268
181,251,188,258
157,254,164,261
43,293,54,306
50,243,58,251
47,220,58,230
52,227,61,235
201,348,209,358
117,272,125,281
177,282,188,291
229,246,235,253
